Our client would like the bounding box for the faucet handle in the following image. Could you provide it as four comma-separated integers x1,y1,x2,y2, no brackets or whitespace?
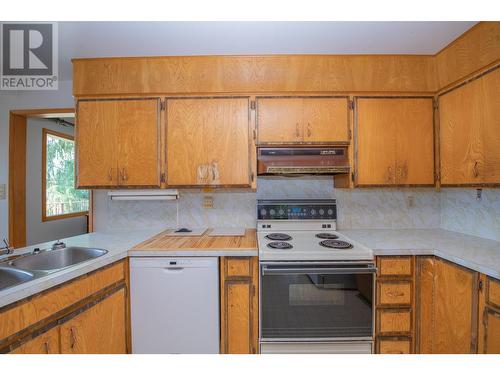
2,238,14,255
51,240,66,250
2,238,9,248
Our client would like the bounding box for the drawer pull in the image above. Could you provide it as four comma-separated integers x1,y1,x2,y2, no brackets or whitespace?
385,290,405,298
44,341,50,354
70,327,77,349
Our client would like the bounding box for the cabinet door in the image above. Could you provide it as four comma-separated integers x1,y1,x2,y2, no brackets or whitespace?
60,288,126,354
10,327,60,354
220,257,259,354
395,98,434,185
76,100,119,187
356,98,397,185
257,98,303,143
440,68,500,185
117,99,160,186
483,308,500,353
167,98,250,186
302,97,349,142
417,257,478,353
76,99,160,187
356,98,434,186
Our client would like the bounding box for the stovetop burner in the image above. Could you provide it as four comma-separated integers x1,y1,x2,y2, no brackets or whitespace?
265,233,292,241
315,233,339,239
267,242,293,250
319,239,353,249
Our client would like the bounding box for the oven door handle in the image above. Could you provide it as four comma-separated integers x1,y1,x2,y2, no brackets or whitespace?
261,266,376,275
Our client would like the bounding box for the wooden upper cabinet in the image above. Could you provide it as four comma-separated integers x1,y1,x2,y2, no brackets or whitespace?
257,97,349,144
166,97,251,186
76,98,160,188
439,68,500,185
60,288,127,354
76,100,119,187
356,97,434,186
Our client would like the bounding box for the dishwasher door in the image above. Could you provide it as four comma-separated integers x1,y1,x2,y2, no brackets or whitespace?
130,257,219,354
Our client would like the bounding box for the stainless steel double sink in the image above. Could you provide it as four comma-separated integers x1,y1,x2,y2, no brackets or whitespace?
0,247,108,292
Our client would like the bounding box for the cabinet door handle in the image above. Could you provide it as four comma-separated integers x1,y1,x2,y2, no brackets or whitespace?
295,123,300,138
44,341,50,354
120,168,128,182
473,161,479,178
108,168,113,181
70,327,77,349
387,166,394,183
307,122,312,137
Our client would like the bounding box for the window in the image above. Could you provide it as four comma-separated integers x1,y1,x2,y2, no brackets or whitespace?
42,128,89,221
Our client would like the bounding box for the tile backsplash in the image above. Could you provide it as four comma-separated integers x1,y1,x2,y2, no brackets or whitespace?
93,178,499,241
440,189,500,241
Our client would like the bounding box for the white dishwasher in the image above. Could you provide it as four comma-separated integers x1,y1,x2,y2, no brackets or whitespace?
130,257,219,354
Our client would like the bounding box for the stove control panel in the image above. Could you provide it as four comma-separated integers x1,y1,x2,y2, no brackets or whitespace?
257,199,337,220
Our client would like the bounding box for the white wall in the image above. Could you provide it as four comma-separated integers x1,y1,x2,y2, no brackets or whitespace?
25,118,87,245
0,80,74,241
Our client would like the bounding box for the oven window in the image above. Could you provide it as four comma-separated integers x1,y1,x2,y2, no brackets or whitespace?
261,272,373,339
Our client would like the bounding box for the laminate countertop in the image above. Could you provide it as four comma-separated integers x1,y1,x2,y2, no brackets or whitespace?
339,229,500,279
0,228,257,308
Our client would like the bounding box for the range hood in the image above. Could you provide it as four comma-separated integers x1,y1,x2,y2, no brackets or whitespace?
257,147,350,176
108,189,179,201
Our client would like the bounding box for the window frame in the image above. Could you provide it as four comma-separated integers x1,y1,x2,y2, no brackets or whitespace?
42,128,89,222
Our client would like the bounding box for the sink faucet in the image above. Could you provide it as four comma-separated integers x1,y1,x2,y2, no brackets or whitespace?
51,240,66,250
0,238,14,256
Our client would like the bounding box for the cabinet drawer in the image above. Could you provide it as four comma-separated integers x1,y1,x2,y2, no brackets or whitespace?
377,257,412,277
488,277,500,308
377,281,412,306
377,309,412,335
378,338,411,354
225,258,252,278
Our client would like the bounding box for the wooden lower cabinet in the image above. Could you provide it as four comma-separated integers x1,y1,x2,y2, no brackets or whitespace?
220,257,259,354
416,257,479,354
478,275,500,353
2,260,129,354
375,256,415,353
11,327,60,354
60,288,127,354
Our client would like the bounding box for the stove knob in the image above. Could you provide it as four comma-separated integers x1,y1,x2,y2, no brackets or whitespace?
319,209,325,215
327,209,333,215
278,209,285,216
310,209,316,215
270,209,276,216
260,208,267,216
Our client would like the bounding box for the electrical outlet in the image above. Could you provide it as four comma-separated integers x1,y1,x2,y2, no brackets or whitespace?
406,195,415,208
203,196,214,209
0,184,5,200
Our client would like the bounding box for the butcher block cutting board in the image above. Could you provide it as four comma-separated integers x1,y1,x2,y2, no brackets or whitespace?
208,228,245,236
132,228,257,251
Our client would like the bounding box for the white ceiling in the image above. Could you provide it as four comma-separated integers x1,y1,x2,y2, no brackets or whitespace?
58,21,477,81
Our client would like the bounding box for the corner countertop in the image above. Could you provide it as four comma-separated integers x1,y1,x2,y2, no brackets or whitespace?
339,228,500,279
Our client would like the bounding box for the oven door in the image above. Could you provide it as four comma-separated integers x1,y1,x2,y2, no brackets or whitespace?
260,262,375,342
